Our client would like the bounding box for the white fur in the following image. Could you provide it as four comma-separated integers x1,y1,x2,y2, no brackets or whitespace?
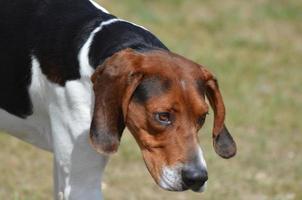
88,0,149,31
78,17,148,75
89,0,109,13
196,147,207,192
197,146,207,170
38,56,109,200
160,165,183,191
119,19,149,31
78,18,121,77
0,58,53,151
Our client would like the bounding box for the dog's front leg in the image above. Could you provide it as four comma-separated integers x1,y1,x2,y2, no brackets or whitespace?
52,129,109,200
44,76,109,199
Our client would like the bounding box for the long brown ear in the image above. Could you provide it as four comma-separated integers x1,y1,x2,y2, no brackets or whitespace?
201,68,237,159
90,49,144,154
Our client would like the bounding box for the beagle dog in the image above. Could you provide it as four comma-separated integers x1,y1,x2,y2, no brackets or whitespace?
0,0,236,199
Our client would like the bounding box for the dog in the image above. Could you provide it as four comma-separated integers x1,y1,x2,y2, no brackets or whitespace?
0,0,236,199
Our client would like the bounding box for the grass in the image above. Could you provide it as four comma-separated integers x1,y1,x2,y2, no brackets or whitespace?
1,0,302,199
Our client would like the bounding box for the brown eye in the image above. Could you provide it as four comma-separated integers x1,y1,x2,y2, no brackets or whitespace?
155,112,172,126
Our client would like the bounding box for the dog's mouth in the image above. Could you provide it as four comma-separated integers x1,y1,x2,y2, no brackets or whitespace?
159,179,207,193
188,181,207,193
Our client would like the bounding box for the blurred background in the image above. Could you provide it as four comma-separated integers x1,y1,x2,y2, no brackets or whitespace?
0,0,301,199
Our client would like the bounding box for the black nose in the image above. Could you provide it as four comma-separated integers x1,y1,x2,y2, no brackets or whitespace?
182,167,208,191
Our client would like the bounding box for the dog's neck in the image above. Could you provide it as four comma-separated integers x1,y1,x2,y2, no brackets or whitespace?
88,19,169,68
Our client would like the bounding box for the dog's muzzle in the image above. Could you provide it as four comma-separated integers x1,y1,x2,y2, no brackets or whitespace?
159,147,208,192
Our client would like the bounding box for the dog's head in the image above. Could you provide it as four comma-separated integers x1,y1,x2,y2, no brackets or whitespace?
90,48,236,192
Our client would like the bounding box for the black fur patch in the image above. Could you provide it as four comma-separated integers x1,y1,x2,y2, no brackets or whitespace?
89,21,168,67
133,76,171,104
0,1,36,118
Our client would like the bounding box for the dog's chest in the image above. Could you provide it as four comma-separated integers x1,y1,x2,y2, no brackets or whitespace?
0,57,94,151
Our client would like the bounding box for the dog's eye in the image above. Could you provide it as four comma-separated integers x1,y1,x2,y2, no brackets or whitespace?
197,112,208,125
155,112,172,126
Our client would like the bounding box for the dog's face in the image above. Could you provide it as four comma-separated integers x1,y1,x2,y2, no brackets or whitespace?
90,49,236,192
126,56,211,192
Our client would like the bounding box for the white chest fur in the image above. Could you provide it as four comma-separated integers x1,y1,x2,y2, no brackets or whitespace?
0,56,94,152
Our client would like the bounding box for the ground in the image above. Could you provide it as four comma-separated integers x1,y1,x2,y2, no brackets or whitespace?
0,0,301,199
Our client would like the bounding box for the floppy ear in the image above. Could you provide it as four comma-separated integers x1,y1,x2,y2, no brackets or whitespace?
201,68,237,159
90,49,144,154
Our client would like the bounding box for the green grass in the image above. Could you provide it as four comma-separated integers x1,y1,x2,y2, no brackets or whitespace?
1,0,302,199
